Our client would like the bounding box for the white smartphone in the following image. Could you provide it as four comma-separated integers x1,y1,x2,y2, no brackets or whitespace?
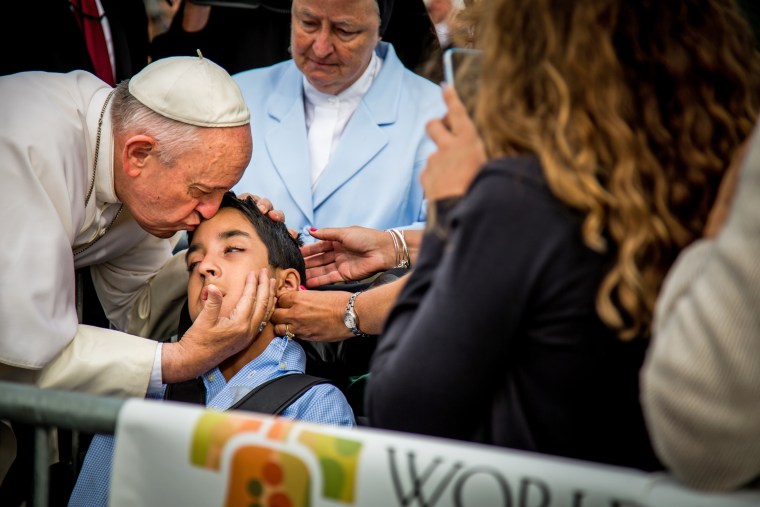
442,47,484,96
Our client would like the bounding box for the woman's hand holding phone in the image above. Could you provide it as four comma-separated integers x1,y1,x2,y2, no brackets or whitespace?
422,85,487,202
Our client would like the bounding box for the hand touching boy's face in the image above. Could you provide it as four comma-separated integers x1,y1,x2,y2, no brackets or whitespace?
186,207,272,321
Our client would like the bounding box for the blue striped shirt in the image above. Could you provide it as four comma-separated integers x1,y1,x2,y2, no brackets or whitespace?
69,336,355,507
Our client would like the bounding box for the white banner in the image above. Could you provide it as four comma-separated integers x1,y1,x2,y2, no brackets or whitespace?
109,399,760,507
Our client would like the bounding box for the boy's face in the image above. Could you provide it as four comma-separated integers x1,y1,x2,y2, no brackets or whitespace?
186,207,271,321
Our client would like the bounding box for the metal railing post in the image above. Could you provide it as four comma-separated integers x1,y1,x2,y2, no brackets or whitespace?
33,426,50,507
0,381,126,505
0,381,124,434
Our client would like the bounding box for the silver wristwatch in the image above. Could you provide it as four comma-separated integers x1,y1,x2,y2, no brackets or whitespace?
344,291,370,337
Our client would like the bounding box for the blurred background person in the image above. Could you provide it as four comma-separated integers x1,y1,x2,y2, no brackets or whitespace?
149,0,442,78
642,119,760,491
150,0,292,74
424,0,457,49
1,0,150,83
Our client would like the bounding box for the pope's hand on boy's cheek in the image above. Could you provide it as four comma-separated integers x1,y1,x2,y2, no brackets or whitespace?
162,269,269,383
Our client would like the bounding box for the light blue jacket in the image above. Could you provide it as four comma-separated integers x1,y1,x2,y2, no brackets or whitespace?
233,42,446,237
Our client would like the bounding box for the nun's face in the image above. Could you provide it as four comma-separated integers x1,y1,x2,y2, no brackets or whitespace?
291,0,381,96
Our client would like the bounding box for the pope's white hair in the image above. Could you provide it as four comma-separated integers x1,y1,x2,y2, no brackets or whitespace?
110,80,200,167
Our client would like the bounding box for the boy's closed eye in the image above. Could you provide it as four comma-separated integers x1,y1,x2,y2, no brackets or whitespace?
186,245,248,273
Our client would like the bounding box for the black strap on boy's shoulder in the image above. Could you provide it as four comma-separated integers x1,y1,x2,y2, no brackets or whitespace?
164,372,330,416
164,376,206,405
230,374,330,416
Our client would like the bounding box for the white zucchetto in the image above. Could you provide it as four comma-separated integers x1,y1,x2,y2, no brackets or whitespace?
128,53,250,127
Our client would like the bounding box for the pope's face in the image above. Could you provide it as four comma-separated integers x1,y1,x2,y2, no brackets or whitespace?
186,207,271,321
291,0,381,96
125,125,252,239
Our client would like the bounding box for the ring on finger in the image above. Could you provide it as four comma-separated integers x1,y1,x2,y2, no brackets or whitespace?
258,321,267,333
284,324,295,340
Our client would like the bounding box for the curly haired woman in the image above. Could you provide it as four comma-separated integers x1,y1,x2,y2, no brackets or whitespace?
367,0,760,470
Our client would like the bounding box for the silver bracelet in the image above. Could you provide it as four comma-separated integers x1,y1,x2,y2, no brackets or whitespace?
398,229,411,268
386,229,400,267
387,229,410,269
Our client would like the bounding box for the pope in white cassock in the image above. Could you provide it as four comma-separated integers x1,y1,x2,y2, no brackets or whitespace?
0,54,276,397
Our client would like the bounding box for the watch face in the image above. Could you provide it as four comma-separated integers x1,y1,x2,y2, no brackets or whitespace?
344,312,356,329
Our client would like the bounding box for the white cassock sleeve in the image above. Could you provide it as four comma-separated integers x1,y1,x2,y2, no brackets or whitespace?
37,326,157,397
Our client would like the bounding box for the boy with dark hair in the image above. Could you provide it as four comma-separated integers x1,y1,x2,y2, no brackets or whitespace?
70,192,354,507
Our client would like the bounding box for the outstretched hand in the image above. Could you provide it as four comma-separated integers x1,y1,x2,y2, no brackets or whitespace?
301,226,395,287
161,269,274,384
422,85,487,201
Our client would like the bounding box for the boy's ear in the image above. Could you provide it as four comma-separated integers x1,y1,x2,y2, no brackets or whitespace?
275,268,300,297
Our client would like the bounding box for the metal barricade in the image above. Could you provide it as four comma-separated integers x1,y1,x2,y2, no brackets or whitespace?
0,380,125,507
5,380,760,507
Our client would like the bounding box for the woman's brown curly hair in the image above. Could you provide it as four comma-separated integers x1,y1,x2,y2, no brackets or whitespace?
473,0,760,340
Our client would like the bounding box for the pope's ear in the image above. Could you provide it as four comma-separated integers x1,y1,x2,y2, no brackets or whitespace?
275,268,301,297
122,135,156,177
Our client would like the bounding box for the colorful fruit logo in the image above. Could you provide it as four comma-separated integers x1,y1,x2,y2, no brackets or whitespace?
225,445,310,507
190,412,265,470
298,431,362,503
189,413,363,506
